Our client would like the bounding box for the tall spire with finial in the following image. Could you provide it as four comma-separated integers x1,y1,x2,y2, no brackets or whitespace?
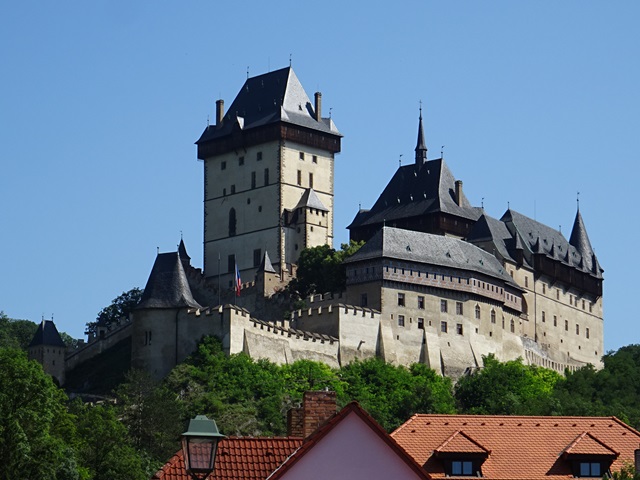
415,101,428,169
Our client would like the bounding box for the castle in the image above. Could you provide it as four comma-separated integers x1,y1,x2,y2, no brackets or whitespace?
29,67,604,384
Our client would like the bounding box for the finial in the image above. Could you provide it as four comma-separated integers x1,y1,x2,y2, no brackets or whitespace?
246,66,249,79
180,230,183,240
399,154,403,167
508,201,510,209
329,107,332,118
383,218,386,227
157,246,159,254
559,225,562,234
577,191,580,210
441,145,445,158
206,115,209,127
419,100,423,119
289,53,292,67
358,202,361,210
481,197,484,209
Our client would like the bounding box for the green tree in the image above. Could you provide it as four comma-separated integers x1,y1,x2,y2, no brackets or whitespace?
0,348,82,480
339,357,455,431
290,241,364,297
454,355,561,415
0,312,38,350
114,369,184,463
72,401,148,480
86,288,143,336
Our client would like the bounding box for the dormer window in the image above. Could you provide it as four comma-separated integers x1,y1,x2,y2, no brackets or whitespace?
578,461,602,477
562,431,618,478
451,460,475,476
433,430,490,478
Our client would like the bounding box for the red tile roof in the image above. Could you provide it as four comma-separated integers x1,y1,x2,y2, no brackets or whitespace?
434,430,490,455
152,437,302,480
391,415,640,480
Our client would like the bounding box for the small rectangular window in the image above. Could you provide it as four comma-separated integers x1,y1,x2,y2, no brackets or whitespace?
542,284,546,294
441,300,448,313
312,155,318,163
576,324,580,335
542,311,546,323
309,172,314,189
457,323,463,335
299,152,305,161
397,293,405,307
231,184,236,194
418,296,425,309
553,315,557,327
297,170,302,186
238,156,244,166
441,321,448,333
257,151,262,161
398,315,405,327
417,318,424,330
565,320,569,331
221,161,227,170
251,171,256,189
586,327,590,339
456,302,463,315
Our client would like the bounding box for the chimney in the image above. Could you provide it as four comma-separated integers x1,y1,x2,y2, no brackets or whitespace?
634,447,640,474
455,180,463,206
216,99,224,125
287,390,337,437
314,92,322,121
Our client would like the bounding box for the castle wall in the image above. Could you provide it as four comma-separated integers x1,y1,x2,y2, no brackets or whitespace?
66,322,132,373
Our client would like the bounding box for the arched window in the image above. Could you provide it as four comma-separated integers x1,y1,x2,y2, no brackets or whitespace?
475,305,481,320
490,309,496,324
229,208,237,237
510,319,515,333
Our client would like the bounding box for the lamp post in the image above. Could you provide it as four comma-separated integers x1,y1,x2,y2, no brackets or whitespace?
181,415,225,480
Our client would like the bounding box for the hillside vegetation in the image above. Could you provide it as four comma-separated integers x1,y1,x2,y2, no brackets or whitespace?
3,336,640,479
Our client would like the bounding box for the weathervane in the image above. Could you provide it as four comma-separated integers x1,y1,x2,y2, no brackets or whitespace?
399,154,403,167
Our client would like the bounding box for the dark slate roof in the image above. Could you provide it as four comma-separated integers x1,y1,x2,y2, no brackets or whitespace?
259,250,276,273
348,158,482,229
29,320,66,348
345,226,518,287
501,209,603,278
295,188,329,212
178,238,190,261
137,252,202,309
467,213,516,263
569,209,600,274
196,67,341,145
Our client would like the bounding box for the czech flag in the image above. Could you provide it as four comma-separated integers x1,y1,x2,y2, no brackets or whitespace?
235,264,242,297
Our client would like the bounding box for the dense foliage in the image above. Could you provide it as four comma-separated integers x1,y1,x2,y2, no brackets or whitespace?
288,241,364,297
5,333,640,478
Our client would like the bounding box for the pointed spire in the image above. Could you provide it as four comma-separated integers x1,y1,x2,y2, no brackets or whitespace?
178,238,191,261
569,209,597,272
415,104,427,168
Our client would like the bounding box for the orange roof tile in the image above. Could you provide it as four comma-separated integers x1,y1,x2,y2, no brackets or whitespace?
391,415,640,480
152,437,302,480
434,430,490,455
563,432,619,457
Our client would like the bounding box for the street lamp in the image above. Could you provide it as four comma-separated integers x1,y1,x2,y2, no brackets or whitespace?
182,415,225,480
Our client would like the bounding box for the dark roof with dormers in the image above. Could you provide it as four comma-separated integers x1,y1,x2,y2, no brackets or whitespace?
502,209,603,278
294,188,329,212
467,214,516,263
345,226,519,288
136,252,202,310
29,320,66,348
348,158,482,230
196,67,341,146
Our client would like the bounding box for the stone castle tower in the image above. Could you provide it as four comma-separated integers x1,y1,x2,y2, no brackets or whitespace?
28,319,67,385
195,67,342,288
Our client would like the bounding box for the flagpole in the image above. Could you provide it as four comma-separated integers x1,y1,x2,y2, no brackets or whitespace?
217,253,221,307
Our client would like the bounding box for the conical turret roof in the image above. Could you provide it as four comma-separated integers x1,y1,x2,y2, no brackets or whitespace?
569,209,598,273
137,252,202,310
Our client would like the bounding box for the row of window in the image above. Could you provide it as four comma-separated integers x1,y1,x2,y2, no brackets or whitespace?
541,312,591,338
395,313,516,335
222,169,270,197
299,152,318,163
221,152,264,170
297,170,313,188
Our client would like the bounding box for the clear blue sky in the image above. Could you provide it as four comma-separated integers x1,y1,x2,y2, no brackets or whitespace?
1,2,637,352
